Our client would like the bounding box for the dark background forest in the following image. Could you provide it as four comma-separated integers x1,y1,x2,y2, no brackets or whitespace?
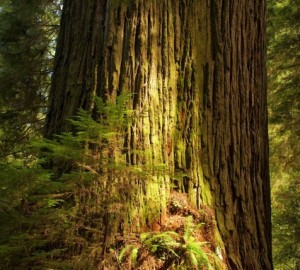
0,0,299,269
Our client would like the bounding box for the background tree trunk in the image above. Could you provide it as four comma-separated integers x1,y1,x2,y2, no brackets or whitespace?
45,0,272,269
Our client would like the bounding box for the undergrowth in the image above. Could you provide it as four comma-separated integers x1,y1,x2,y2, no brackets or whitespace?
115,216,219,269
0,93,225,269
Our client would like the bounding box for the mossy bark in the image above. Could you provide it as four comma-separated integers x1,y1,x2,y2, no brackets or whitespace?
45,0,272,269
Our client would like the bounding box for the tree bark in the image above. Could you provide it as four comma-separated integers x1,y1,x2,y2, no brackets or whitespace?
206,1,272,269
45,0,272,269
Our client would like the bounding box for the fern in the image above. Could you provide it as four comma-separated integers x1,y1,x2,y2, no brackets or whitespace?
117,216,218,269
182,216,213,269
0,93,139,268
141,231,180,258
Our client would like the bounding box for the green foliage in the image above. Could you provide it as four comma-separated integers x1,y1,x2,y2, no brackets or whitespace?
267,0,300,268
141,231,180,259
117,216,217,269
0,93,154,269
272,175,300,270
0,0,61,158
0,157,72,269
267,0,300,127
180,217,212,269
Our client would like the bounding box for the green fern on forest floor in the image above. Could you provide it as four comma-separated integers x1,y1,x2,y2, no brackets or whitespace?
116,216,218,269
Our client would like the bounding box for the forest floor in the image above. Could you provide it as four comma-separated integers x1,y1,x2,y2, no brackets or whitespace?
105,191,228,270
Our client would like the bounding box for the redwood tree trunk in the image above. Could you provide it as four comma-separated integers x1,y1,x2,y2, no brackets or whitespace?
206,1,272,269
45,0,272,269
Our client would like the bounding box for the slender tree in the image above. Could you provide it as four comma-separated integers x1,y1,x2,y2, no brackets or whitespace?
45,1,272,269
